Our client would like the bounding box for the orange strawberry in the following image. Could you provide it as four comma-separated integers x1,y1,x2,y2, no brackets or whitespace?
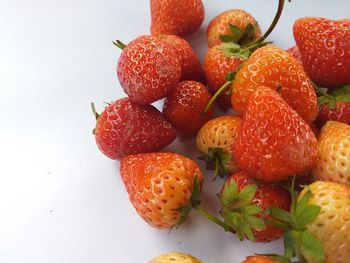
286,45,302,65
120,152,203,229
196,115,242,179
231,45,318,123
242,256,281,263
148,252,202,263
207,9,261,48
312,121,350,186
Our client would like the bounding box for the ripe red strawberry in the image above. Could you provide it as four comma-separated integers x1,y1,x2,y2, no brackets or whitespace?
207,9,261,48
117,35,181,104
163,81,214,136
159,35,206,83
150,0,205,37
92,98,176,160
293,17,350,89
242,256,280,263
231,45,318,123
286,45,302,65
120,152,203,229
315,85,350,127
234,86,318,182
219,171,291,242
203,43,244,110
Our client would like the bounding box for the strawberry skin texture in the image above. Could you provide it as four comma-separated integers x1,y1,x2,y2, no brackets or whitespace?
117,35,181,105
316,102,350,128
163,81,214,136
286,45,303,65
159,35,206,84
94,98,176,160
242,256,279,263
204,44,244,110
148,251,202,263
299,181,350,263
150,0,205,37
120,153,203,229
312,121,350,186
231,45,318,124
207,9,261,48
234,86,318,182
293,17,350,89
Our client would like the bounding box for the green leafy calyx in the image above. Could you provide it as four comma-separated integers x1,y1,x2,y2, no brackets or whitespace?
198,147,232,180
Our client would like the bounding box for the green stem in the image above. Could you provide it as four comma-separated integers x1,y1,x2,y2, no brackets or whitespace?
212,158,220,181
243,41,273,51
204,81,233,114
112,40,126,49
195,206,236,233
91,102,100,120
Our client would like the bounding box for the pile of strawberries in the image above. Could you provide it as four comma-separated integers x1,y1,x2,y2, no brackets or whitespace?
92,0,350,262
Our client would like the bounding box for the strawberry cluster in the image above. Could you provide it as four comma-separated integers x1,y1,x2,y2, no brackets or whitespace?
91,0,350,262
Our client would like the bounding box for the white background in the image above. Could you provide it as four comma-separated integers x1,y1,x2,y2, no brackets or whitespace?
0,0,349,262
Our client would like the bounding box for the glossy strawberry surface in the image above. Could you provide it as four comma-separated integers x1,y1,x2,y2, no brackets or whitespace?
316,102,350,127
286,45,303,65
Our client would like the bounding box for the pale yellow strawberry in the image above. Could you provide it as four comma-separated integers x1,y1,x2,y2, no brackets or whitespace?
148,252,202,263
299,181,350,263
312,121,350,186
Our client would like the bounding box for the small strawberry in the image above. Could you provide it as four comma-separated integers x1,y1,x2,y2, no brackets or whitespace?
286,45,302,65
219,171,291,242
312,121,350,186
158,35,206,83
92,98,176,160
293,17,350,88
242,255,282,263
298,181,350,262
207,9,261,48
196,115,242,179
116,35,181,104
120,152,203,229
203,43,245,110
150,0,205,37
231,45,319,124
148,252,202,263
234,86,318,182
163,81,214,136
315,85,350,127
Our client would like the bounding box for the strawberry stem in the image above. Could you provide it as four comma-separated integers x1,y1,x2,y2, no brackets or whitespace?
195,206,236,233
112,40,126,49
204,81,233,114
91,102,100,120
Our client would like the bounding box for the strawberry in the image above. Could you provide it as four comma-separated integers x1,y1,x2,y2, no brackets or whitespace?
231,45,319,123
148,252,202,263
203,43,245,110
163,81,214,136
234,86,318,182
120,152,203,229
117,35,181,104
219,171,291,242
196,115,242,179
150,0,205,37
207,9,261,48
315,85,350,127
312,121,350,186
158,35,206,83
293,17,350,89
298,181,350,262
92,98,176,160
286,45,302,65
242,256,281,263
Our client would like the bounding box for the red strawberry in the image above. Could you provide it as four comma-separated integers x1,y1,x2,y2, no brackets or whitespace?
219,171,291,242
159,35,206,83
207,9,261,48
92,98,176,160
117,35,181,104
163,80,214,136
242,255,281,263
231,45,319,123
286,45,302,65
293,17,350,88
120,152,203,229
150,0,205,37
234,86,318,182
204,43,244,110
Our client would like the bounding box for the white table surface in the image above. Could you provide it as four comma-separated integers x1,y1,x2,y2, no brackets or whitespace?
1,0,349,262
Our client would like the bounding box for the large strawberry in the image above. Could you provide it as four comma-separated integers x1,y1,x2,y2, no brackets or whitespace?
293,17,350,89
150,0,205,37
196,115,242,179
159,35,206,83
92,98,176,160
203,43,245,110
234,86,318,182
148,252,202,263
207,9,261,48
163,81,214,136
312,121,350,186
120,152,203,229
117,35,181,104
231,45,318,123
